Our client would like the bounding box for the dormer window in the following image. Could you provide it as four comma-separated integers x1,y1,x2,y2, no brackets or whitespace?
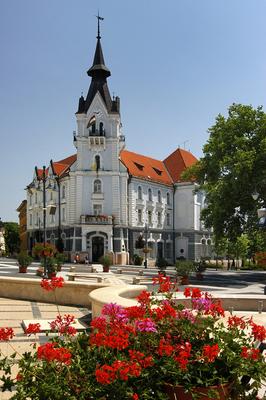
134,162,144,171
88,116,96,136
153,167,162,176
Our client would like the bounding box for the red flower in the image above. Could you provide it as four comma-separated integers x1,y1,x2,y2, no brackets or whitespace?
95,365,116,384
16,373,23,381
132,394,139,400
126,306,146,320
241,346,260,360
184,287,191,297
202,344,220,362
184,287,202,298
136,290,151,306
228,316,246,329
25,323,41,335
153,274,177,293
174,342,191,370
250,322,266,342
37,342,71,365
49,314,77,335
40,276,64,291
0,327,14,341
158,338,174,356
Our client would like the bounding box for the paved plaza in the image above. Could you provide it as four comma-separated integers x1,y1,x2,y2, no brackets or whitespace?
0,258,265,398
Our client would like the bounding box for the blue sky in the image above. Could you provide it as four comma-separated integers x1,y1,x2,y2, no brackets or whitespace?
1,0,266,221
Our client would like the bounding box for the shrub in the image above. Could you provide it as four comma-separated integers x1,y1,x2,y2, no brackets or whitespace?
156,257,168,271
133,254,143,266
99,254,112,267
175,260,195,276
17,252,33,267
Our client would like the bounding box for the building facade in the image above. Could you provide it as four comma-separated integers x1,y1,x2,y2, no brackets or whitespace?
16,200,27,252
25,25,211,263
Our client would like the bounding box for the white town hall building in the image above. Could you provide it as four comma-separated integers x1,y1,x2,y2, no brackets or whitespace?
25,22,210,264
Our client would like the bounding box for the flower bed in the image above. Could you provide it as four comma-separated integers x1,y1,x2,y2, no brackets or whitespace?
0,275,265,399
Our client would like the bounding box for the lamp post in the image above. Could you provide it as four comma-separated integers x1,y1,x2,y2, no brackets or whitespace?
144,223,149,269
50,160,63,252
35,166,48,277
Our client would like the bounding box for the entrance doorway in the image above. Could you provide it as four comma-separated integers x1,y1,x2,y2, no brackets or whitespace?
157,241,163,259
92,236,104,262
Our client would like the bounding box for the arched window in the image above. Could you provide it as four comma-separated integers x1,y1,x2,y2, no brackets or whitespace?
138,186,142,200
167,192,170,205
88,116,96,135
148,188,152,202
95,155,101,171
94,179,102,193
158,190,162,203
99,122,104,136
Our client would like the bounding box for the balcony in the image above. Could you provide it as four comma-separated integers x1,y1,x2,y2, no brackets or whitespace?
88,136,106,149
80,215,113,225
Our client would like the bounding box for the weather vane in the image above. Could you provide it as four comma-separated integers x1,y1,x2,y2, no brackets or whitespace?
96,11,104,39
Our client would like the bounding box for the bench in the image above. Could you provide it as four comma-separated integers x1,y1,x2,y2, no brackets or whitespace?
116,268,144,276
67,273,104,283
70,265,98,273
132,276,154,285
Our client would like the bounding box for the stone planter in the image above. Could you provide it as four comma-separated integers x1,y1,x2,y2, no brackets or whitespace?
18,266,27,273
102,265,110,273
180,275,189,285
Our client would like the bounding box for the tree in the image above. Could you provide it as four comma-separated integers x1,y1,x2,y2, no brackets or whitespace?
4,222,20,255
183,104,266,244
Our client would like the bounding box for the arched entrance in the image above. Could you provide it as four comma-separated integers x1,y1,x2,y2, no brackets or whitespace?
157,241,163,259
92,236,104,262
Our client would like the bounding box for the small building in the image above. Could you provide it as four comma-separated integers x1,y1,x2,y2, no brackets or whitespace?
16,200,28,252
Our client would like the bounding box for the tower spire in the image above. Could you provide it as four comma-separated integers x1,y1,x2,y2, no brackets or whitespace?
76,16,120,115
96,12,104,39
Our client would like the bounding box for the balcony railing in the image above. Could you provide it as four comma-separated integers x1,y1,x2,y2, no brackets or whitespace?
80,215,113,225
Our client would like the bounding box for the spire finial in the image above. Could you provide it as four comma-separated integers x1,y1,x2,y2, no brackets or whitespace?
96,11,104,39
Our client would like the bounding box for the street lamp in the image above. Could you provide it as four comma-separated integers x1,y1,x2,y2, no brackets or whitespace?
143,223,149,269
50,160,63,253
35,165,52,278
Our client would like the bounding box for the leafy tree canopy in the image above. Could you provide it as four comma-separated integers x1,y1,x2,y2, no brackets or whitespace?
4,222,20,255
183,104,266,243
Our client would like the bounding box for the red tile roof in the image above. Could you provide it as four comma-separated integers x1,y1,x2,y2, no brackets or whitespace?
35,154,77,179
163,148,198,183
120,150,173,186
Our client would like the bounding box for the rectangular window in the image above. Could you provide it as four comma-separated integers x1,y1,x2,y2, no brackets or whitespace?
166,242,172,259
29,214,32,226
35,192,38,204
29,195,32,206
93,204,102,216
62,208,66,221
166,213,170,226
148,210,152,225
158,211,162,225
50,191,53,201
138,209,142,223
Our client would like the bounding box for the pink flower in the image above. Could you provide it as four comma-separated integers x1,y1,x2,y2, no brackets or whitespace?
135,318,157,333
